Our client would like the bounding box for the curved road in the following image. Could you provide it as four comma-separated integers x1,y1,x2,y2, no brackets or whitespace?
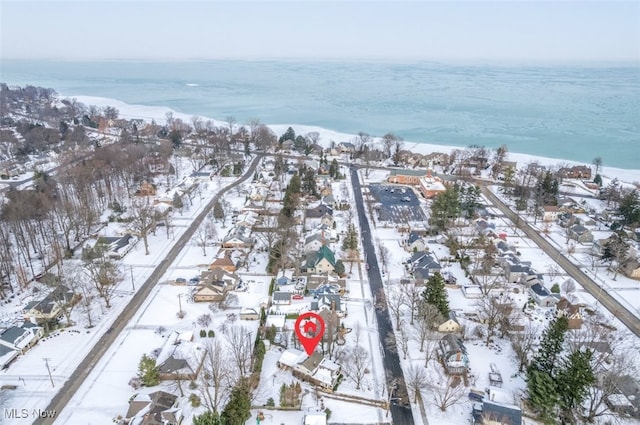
350,165,415,425
481,185,640,338
35,154,263,425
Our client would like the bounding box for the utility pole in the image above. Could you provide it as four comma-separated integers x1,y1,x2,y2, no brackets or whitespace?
130,265,135,292
43,358,54,387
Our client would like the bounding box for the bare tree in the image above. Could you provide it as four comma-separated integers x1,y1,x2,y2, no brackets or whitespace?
385,286,407,329
225,116,236,140
341,345,370,390
78,279,97,328
305,131,320,147
509,319,540,372
412,302,443,352
226,326,253,377
475,295,501,345
376,238,391,275
402,284,423,325
196,220,217,256
405,364,428,403
430,370,466,411
83,250,123,309
197,314,212,328
199,338,234,413
129,200,157,255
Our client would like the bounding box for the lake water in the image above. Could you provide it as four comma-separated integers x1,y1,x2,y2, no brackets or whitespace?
2,59,639,169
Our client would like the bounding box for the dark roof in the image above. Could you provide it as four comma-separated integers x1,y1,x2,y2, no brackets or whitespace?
478,400,522,425
273,292,292,301
316,294,341,311
0,326,28,344
530,283,550,296
0,344,17,357
407,231,422,244
306,204,334,218
389,169,427,177
157,355,192,374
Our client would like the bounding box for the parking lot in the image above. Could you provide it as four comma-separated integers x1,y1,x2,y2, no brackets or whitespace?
368,183,427,223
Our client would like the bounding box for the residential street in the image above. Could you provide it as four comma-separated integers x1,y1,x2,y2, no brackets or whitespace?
481,184,640,338
350,165,415,425
34,155,263,425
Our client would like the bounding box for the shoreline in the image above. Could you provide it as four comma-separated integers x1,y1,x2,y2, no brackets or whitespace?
69,94,640,185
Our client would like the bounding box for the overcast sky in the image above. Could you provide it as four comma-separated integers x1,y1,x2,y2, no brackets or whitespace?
1,0,639,62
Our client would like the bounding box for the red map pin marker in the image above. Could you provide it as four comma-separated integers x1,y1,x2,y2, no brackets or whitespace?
294,312,325,355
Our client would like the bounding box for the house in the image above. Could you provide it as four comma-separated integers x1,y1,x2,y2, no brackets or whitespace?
202,267,240,289
306,204,334,219
555,297,583,329
321,194,336,208
193,283,227,303
542,206,560,222
304,246,337,274
234,212,258,228
278,349,341,389
529,283,559,307
336,142,356,154
304,233,326,254
240,308,260,321
125,391,183,425
311,294,343,315
623,258,640,280
137,181,157,197
208,253,237,273
503,261,533,283
222,225,253,248
304,411,327,425
272,291,292,305
387,169,427,185
438,334,469,374
0,324,43,355
560,165,592,180
567,223,594,244
23,286,81,327
90,234,136,260
607,375,640,418
405,231,426,252
461,285,484,299
276,270,294,286
280,139,295,151
418,172,447,198
0,344,19,370
472,400,522,425
438,311,462,333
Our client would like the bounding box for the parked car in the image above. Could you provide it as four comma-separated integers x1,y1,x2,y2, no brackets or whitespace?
292,294,304,300
273,332,283,344
176,277,187,284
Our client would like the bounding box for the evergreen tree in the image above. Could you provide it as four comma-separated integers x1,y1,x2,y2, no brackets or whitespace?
279,126,296,144
430,185,460,231
193,411,226,425
172,192,183,210
593,173,602,187
221,381,251,425
329,159,339,178
334,259,345,275
556,349,595,422
531,316,568,375
213,201,224,221
422,272,449,317
618,190,640,228
137,354,159,386
527,369,559,424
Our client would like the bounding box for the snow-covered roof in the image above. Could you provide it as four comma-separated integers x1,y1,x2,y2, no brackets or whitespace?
278,348,307,368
